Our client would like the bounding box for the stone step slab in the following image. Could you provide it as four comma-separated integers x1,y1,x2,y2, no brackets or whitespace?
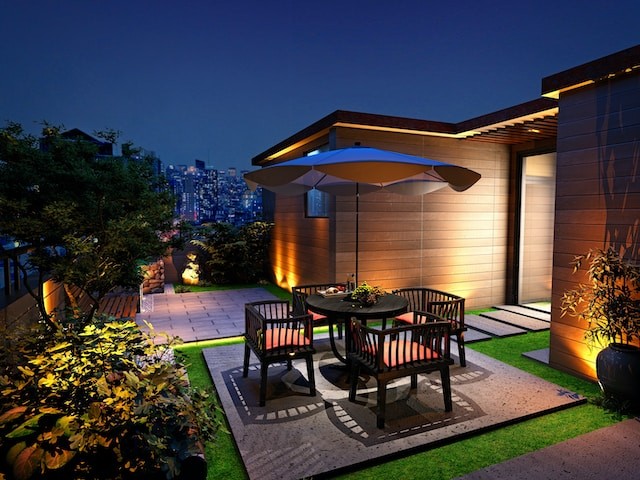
481,310,550,332
494,305,551,322
465,314,528,337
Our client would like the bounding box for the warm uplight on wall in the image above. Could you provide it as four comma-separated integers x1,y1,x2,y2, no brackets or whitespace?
43,280,56,316
272,241,289,290
568,340,599,379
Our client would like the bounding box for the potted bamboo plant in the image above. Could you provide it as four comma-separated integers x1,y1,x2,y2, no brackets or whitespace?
561,247,640,405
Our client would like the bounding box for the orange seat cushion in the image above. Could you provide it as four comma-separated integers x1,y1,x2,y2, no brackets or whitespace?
367,340,439,367
264,328,310,350
395,311,414,324
310,311,328,322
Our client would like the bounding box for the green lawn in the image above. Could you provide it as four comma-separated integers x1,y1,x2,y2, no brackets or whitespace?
177,330,624,480
174,282,291,300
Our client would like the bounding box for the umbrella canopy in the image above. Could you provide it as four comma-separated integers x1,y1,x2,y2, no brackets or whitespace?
244,146,481,196
244,146,481,283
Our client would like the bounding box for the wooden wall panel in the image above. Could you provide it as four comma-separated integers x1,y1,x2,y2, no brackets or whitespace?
332,128,510,309
269,191,335,289
550,73,640,381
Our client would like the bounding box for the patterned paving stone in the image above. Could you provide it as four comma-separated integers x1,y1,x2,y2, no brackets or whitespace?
136,287,277,342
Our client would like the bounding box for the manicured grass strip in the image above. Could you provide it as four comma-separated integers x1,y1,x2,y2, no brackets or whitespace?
177,341,247,480
466,307,497,314
261,283,292,300
174,282,292,301
184,283,263,292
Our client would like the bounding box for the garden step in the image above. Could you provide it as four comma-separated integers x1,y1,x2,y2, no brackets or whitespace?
465,314,528,338
480,310,550,332
462,328,492,343
493,305,551,322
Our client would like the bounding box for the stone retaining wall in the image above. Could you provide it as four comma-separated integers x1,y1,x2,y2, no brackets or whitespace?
142,259,165,294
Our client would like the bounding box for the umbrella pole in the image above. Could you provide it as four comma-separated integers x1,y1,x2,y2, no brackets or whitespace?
355,183,359,285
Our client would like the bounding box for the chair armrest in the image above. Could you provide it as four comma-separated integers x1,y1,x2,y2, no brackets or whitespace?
412,311,445,324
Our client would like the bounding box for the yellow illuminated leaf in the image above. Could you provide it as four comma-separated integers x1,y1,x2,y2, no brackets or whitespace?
96,376,111,396
55,416,76,436
46,342,72,353
17,366,34,377
44,448,76,469
5,441,27,466
38,373,57,388
12,444,44,480
6,413,45,439
0,406,27,424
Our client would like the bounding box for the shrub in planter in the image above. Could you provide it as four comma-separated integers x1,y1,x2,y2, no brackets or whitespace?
561,247,640,405
0,317,223,479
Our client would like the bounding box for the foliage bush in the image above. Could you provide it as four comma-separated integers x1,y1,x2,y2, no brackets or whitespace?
0,317,224,480
561,247,640,347
0,122,175,326
191,221,273,284
173,285,192,294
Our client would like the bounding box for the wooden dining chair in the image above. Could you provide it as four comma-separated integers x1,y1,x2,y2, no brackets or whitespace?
291,283,347,338
348,316,454,428
243,300,316,406
392,287,467,367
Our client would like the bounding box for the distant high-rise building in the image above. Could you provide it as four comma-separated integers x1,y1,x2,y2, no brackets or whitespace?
200,167,218,221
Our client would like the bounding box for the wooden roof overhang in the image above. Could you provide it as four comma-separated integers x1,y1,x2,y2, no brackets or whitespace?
252,98,558,165
542,44,640,98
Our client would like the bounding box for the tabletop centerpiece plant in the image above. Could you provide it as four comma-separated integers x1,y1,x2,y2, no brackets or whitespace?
560,247,640,406
350,282,385,306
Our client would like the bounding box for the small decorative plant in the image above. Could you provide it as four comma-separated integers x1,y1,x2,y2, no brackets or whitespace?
561,247,640,347
351,282,385,306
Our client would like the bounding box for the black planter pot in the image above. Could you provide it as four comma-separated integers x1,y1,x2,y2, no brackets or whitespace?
595,343,640,405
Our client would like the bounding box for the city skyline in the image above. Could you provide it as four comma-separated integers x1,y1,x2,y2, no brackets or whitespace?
165,160,262,226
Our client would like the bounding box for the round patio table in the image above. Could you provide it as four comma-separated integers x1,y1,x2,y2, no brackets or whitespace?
305,293,408,364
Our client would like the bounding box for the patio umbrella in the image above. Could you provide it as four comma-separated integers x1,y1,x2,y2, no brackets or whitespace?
244,146,481,282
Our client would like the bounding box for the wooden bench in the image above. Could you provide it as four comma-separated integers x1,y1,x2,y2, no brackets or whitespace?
67,285,140,319
97,291,140,319
348,313,454,428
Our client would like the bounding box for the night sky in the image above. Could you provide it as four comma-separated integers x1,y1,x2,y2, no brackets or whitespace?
1,0,638,171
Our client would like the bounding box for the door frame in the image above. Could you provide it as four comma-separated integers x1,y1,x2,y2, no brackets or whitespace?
510,147,557,305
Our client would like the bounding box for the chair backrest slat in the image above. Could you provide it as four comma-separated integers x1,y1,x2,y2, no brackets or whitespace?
392,287,465,332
